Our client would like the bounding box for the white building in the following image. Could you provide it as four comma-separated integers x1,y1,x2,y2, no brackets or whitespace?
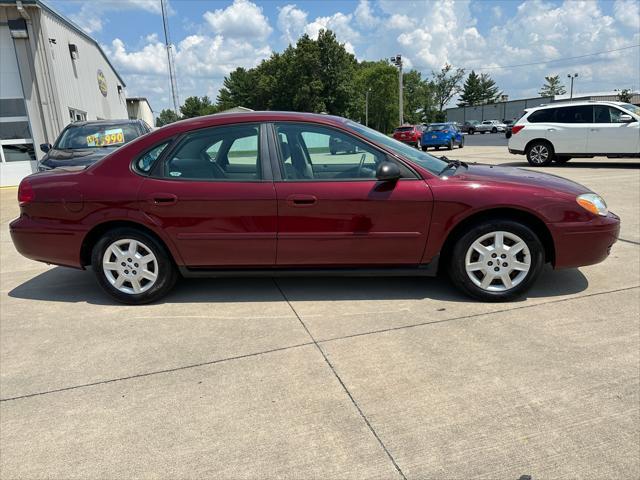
0,0,128,186
126,97,154,127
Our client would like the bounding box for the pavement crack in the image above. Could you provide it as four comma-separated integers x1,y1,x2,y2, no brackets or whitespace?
0,342,313,403
273,279,407,480
316,285,640,344
618,237,640,246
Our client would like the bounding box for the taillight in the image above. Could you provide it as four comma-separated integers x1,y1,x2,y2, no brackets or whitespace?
512,125,525,135
18,179,34,205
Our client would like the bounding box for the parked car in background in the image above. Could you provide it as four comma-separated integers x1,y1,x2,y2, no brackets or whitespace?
329,135,357,154
38,119,151,171
421,123,464,150
475,120,507,134
460,120,480,134
11,111,619,304
393,125,423,147
508,101,640,166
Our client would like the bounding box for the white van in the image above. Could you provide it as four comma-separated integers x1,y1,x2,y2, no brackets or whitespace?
508,101,640,166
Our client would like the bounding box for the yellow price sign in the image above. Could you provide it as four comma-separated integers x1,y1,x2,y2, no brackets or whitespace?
86,128,125,147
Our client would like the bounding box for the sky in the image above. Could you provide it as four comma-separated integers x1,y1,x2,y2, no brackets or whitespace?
48,0,640,116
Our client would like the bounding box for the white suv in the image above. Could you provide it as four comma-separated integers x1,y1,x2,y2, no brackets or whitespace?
508,101,640,166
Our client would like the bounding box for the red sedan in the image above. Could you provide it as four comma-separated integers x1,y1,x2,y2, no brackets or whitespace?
392,125,422,147
10,112,619,304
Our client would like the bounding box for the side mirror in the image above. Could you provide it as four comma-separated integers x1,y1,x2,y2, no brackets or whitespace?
619,114,634,123
40,143,51,153
376,161,401,182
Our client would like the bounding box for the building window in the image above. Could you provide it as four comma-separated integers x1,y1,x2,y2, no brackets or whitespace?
69,108,87,122
0,98,34,164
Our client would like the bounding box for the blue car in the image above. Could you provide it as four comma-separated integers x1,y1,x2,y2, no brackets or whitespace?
421,123,464,151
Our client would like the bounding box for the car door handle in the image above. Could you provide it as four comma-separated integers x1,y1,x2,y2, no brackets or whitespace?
148,193,178,205
287,194,317,207
547,128,556,131
590,128,599,132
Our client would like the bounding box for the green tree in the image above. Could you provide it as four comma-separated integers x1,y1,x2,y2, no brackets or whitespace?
457,70,482,107
617,88,633,103
432,64,465,113
180,96,218,118
478,73,501,104
539,75,566,96
217,68,258,110
155,108,180,127
352,61,398,133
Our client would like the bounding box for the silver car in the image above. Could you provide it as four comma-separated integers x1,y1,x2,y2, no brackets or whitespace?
475,120,507,134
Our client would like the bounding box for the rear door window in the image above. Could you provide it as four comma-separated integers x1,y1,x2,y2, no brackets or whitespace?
555,106,592,123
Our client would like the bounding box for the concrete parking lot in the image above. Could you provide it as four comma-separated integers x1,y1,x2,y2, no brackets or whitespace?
1,147,638,479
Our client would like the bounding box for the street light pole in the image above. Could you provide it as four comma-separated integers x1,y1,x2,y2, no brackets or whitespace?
365,88,371,127
390,54,403,125
567,73,578,100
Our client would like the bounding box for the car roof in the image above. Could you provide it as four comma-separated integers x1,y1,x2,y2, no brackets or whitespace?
527,100,629,111
69,119,143,127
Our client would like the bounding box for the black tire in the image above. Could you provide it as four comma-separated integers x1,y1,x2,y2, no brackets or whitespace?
480,131,486,134
92,227,177,304
448,220,545,302
468,129,475,135
435,146,440,150
330,148,336,155
526,140,555,166
555,156,571,164
491,127,498,133
459,136,464,148
447,140,453,150
422,146,428,151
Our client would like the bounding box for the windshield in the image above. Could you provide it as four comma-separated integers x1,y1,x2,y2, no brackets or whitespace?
345,120,447,175
621,103,640,116
56,123,140,149
427,124,449,131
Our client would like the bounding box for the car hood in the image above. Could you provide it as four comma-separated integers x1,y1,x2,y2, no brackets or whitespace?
453,163,589,195
41,147,117,168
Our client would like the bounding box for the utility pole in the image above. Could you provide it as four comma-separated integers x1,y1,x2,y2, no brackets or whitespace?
567,73,578,100
365,88,371,127
390,54,403,125
161,0,179,115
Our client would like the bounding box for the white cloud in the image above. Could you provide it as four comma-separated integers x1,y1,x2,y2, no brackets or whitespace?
304,12,360,44
70,0,165,34
278,4,308,44
354,0,378,28
613,0,640,30
203,0,272,40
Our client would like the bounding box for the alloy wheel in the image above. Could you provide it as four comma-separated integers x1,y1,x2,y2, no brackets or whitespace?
464,231,531,292
529,144,549,164
102,238,159,294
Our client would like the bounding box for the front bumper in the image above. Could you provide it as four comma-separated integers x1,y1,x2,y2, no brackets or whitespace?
508,148,525,155
550,212,620,269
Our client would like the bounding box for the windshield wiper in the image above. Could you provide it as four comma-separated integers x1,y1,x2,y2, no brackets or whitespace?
438,157,467,176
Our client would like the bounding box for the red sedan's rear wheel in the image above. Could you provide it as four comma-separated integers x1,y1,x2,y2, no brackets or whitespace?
448,220,544,301
92,227,177,304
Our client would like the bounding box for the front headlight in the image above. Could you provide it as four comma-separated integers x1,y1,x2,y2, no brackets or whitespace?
577,193,608,216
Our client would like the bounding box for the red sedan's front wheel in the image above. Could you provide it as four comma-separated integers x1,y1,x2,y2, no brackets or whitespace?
448,220,544,301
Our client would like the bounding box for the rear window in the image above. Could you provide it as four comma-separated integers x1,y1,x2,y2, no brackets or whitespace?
427,124,448,131
527,108,556,123
394,127,414,132
56,123,140,149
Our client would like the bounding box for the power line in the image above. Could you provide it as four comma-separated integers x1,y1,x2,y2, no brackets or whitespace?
461,44,640,71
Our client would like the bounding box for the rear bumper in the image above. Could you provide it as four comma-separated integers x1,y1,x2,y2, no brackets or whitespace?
9,215,85,269
422,138,451,146
550,212,620,269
